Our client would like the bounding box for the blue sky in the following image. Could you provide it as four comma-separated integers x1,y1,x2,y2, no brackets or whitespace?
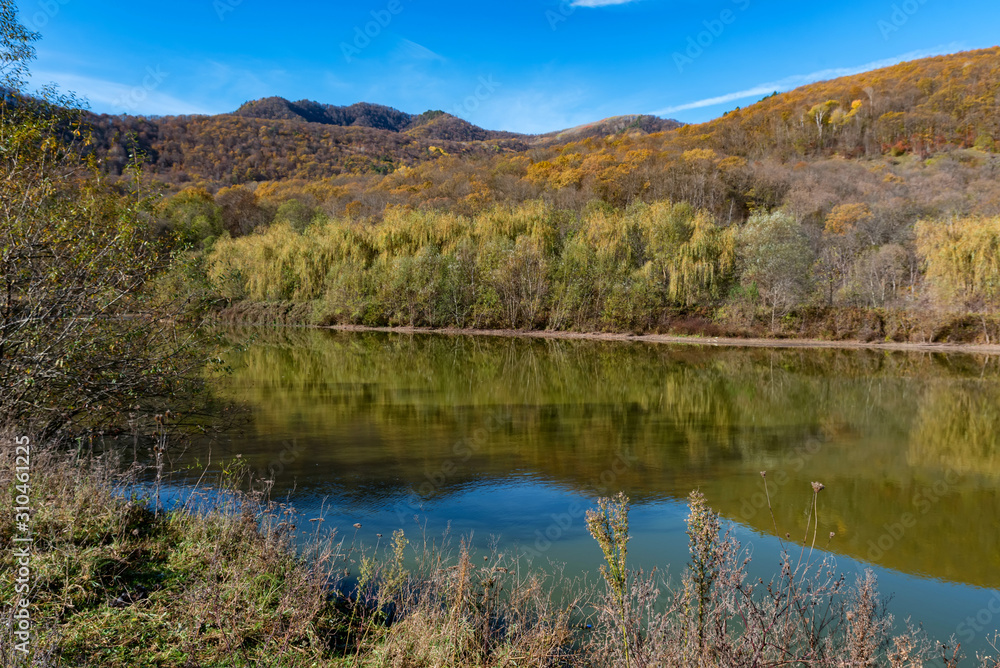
21,0,1000,134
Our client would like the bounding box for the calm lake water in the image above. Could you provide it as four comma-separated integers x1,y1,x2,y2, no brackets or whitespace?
165,329,1000,657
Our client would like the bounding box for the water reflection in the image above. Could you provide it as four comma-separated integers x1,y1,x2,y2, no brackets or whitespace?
187,329,1000,592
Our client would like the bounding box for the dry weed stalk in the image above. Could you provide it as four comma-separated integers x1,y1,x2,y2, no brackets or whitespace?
3,438,1000,667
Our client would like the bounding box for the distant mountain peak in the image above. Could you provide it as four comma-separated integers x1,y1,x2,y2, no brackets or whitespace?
541,114,684,141
232,98,413,132
228,97,685,144
229,97,524,141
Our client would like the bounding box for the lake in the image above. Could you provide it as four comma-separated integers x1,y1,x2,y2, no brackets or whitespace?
162,328,1000,658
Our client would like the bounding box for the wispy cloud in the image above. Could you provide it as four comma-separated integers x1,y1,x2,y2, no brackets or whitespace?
571,0,643,7
29,69,213,116
187,60,308,112
651,44,964,116
472,85,595,134
393,39,447,63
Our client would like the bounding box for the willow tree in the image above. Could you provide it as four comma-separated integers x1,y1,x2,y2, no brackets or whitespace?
642,202,736,307
916,216,1000,310
667,211,736,307
916,216,1000,344
0,2,196,437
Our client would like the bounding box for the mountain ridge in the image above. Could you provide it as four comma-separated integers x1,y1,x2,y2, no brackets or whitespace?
229,97,527,141
80,47,1000,188
227,96,684,142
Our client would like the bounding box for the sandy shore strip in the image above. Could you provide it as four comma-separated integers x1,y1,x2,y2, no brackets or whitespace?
323,325,1000,355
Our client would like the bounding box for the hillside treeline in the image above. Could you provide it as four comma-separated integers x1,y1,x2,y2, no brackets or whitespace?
89,49,1000,197
144,48,1000,340
85,112,529,183
162,197,1000,340
138,51,1000,235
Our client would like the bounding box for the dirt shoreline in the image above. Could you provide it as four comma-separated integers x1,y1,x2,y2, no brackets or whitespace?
323,324,1000,355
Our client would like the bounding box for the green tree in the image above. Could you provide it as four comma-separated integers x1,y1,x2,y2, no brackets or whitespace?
738,211,814,329
0,2,35,89
157,187,222,249
481,236,549,329
648,204,736,307
272,198,317,233
549,235,599,329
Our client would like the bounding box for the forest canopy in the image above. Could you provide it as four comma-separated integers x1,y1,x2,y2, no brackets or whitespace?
14,43,1000,345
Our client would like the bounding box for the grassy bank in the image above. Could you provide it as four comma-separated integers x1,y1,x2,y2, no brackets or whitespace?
4,439,999,667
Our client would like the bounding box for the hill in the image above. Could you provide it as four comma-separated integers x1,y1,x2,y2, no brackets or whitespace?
81,98,683,187
82,109,531,185
82,47,1000,222
538,114,684,142
231,97,525,142
682,47,1000,158
134,47,1000,351
232,98,415,131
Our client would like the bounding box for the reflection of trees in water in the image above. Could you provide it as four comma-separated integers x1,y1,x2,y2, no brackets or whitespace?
201,329,1000,587
206,330,1000,482
910,381,1000,476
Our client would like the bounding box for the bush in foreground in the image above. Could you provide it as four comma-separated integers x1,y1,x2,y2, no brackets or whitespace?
2,441,998,667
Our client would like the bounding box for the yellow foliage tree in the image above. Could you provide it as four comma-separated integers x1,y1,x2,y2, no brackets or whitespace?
916,217,1000,308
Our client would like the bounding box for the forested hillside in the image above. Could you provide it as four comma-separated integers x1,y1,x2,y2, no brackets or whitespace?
142,47,1000,342
84,109,532,184
689,48,1000,158
538,114,684,142
232,98,525,141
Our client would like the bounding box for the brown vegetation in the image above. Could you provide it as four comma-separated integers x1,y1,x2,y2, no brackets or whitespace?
5,440,997,667
126,49,1000,341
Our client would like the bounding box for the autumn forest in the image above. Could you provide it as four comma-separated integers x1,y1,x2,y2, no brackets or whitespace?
94,47,998,342
7,3,1000,663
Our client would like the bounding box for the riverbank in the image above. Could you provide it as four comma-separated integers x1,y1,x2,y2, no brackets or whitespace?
7,438,994,666
326,324,1000,356
209,300,1000,355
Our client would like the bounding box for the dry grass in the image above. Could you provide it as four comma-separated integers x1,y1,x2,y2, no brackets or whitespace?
3,437,999,667
577,486,1000,668
0,436,344,667
0,437,583,667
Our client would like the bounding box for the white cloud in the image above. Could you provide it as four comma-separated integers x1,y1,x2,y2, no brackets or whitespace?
30,69,213,116
571,0,642,6
651,44,965,116
176,60,308,113
394,39,447,63
469,85,597,134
